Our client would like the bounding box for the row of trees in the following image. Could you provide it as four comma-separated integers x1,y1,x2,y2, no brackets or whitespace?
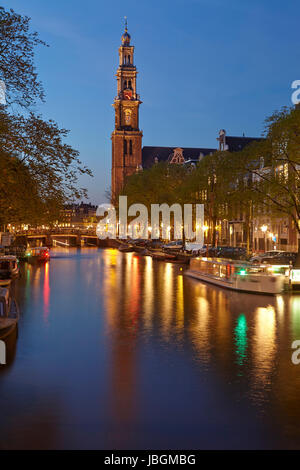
122,106,300,252
0,7,92,230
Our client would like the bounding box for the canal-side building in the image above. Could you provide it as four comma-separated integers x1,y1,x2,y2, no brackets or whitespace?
61,203,97,227
111,24,298,252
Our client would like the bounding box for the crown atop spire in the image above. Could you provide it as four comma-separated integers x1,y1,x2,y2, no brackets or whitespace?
121,16,131,45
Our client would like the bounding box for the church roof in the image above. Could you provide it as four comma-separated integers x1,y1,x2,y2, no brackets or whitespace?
142,146,216,168
141,136,263,168
224,136,263,152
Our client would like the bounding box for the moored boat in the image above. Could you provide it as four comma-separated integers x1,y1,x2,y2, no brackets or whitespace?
150,251,167,261
150,251,177,261
132,244,147,253
25,247,50,263
118,244,134,253
0,278,11,288
0,288,19,341
0,256,19,287
185,257,285,295
175,252,194,264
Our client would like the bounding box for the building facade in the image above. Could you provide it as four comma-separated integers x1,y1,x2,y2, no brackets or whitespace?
111,26,298,252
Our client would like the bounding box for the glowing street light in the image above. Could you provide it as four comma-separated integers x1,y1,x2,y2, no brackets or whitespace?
261,225,268,252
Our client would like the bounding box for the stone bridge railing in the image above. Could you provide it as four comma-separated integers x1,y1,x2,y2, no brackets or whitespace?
15,228,97,237
13,229,118,248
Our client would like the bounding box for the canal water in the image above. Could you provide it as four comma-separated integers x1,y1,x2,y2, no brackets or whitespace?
1,247,300,449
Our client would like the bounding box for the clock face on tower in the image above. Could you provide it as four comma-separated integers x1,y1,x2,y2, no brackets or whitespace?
124,109,132,125
123,90,132,100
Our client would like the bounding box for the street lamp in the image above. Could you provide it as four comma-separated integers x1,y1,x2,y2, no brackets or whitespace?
202,225,209,243
261,225,268,252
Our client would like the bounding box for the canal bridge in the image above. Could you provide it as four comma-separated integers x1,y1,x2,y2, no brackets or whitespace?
14,228,118,248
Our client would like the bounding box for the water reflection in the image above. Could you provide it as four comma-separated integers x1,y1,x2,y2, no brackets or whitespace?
43,262,50,323
290,296,300,337
235,314,248,370
1,247,300,449
189,295,211,365
143,256,153,330
252,306,276,397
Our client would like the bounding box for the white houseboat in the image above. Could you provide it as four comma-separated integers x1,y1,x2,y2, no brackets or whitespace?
185,257,285,295
260,263,300,290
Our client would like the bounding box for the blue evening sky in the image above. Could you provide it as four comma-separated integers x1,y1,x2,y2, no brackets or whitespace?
2,0,300,202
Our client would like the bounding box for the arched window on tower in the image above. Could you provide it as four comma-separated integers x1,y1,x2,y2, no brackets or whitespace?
128,80,132,89
129,140,133,155
128,55,131,64
124,139,127,155
124,80,127,89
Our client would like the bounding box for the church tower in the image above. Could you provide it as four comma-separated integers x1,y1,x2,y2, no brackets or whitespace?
111,20,143,200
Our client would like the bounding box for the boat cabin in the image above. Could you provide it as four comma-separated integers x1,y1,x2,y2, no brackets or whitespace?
187,257,285,294
25,247,50,261
0,256,18,276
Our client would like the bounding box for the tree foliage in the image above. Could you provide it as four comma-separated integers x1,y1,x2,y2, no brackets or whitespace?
0,7,92,228
0,7,47,108
123,107,300,252
0,109,92,203
239,107,300,234
122,162,189,210
0,150,43,226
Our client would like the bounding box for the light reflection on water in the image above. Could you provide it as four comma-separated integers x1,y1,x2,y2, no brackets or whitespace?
0,247,300,449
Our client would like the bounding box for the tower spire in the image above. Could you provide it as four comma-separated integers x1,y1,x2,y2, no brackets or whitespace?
111,23,143,200
121,16,131,45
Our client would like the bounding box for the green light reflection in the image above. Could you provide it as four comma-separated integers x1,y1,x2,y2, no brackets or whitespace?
235,314,248,371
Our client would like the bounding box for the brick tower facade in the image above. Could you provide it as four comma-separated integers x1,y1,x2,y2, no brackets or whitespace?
111,21,143,201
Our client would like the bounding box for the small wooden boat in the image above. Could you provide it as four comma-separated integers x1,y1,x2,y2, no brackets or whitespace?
150,251,177,261
147,240,164,252
185,257,285,295
132,245,146,253
176,253,194,264
0,278,11,288
150,251,166,261
164,253,178,260
25,247,50,263
139,249,151,256
0,256,19,286
118,244,134,253
0,288,19,341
